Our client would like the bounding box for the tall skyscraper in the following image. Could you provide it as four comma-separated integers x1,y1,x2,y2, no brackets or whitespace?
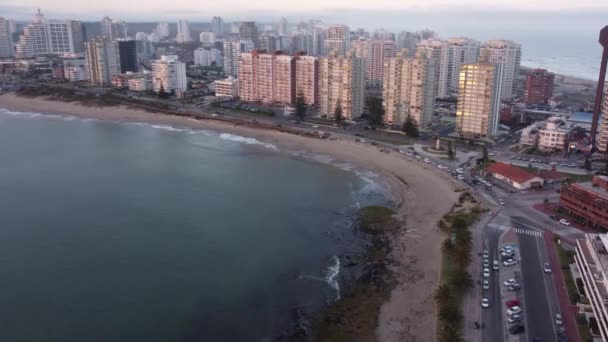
396,31,420,54
156,23,170,38
382,49,436,127
278,17,288,36
237,50,295,104
223,38,254,76
416,38,449,99
100,17,127,41
176,20,192,43
16,10,82,58
194,47,222,67
294,54,318,106
134,32,154,60
0,17,14,57
85,39,121,85
524,68,555,105
480,40,521,101
445,37,480,96
152,55,187,95
117,39,138,73
318,50,365,120
260,33,279,52
311,27,325,56
239,22,259,48
351,38,396,86
323,24,349,56
211,17,224,38
455,63,504,138
289,31,312,55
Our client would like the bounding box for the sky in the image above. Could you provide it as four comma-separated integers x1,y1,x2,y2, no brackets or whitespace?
2,0,608,21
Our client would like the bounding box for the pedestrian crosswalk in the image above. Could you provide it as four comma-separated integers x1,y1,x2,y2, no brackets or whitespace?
487,223,544,237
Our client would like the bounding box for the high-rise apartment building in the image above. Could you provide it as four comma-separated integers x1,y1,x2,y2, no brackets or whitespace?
524,68,555,105
480,40,521,101
396,31,421,56
134,32,154,59
101,17,127,41
311,27,326,56
152,55,187,95
260,33,279,52
223,38,254,76
211,17,224,38
238,22,259,48
199,32,215,45
373,29,395,42
237,50,295,104
156,23,170,38
0,17,13,57
416,39,449,99
455,63,504,138
445,37,480,96
294,54,318,106
351,39,396,86
318,50,365,120
117,39,138,73
194,47,222,67
289,31,312,55
323,24,349,56
85,39,121,85
382,49,436,127
176,20,192,43
16,10,83,58
595,82,608,153
278,17,288,36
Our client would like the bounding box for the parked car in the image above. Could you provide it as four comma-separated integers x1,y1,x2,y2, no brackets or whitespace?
544,263,552,274
483,259,490,268
509,324,525,334
498,199,505,205
493,260,499,271
559,219,571,226
506,299,520,308
481,297,490,308
507,306,522,316
504,279,517,287
483,268,490,278
555,313,563,326
550,215,559,221
503,258,518,267
508,283,521,291
507,314,522,324
483,279,490,290
483,250,489,259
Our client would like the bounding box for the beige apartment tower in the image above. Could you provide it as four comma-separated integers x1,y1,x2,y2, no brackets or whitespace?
382,49,436,127
480,40,521,101
351,38,397,87
237,50,295,104
294,55,319,107
318,50,366,120
455,63,504,138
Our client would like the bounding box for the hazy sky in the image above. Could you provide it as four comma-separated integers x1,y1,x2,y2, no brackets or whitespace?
3,0,608,20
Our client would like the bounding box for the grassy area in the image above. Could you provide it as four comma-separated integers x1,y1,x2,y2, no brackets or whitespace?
314,206,398,341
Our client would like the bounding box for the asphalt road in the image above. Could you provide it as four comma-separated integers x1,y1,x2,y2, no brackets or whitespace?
510,215,560,341
482,227,505,342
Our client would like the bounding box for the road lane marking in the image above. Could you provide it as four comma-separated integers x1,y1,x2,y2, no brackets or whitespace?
487,224,543,238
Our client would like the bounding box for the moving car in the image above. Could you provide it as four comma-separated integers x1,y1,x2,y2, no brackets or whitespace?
544,263,552,274
506,299,520,308
498,199,505,205
483,279,489,290
559,219,571,226
555,313,563,326
507,306,522,316
509,324,526,334
481,297,490,308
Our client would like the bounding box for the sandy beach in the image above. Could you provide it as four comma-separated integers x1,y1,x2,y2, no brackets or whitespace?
0,93,460,341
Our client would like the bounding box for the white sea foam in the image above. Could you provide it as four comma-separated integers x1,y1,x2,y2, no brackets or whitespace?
219,133,278,151
325,255,341,301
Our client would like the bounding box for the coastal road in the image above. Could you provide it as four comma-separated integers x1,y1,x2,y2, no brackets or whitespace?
481,224,505,342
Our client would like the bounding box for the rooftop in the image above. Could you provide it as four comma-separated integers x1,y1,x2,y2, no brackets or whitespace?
569,111,593,124
574,181,608,199
486,162,539,184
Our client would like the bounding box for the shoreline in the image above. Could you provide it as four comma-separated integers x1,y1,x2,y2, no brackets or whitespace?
0,92,460,341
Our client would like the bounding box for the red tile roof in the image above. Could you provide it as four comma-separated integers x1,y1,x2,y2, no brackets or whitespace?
487,162,538,184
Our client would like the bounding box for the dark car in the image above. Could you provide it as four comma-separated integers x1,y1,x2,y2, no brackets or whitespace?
549,215,559,221
509,324,525,334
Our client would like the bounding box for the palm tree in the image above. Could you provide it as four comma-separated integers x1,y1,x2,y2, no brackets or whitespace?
438,303,463,324
450,270,473,291
434,285,453,306
438,325,465,342
452,247,472,266
442,239,454,253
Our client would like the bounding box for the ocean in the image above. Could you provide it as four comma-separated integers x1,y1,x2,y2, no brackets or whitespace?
0,108,387,341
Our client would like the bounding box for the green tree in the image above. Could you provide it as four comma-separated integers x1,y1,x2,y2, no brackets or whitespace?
294,90,307,121
438,325,465,342
442,239,454,253
438,303,463,323
401,114,419,137
450,270,473,291
451,217,468,231
334,101,344,126
434,285,453,306
482,145,489,163
157,82,168,99
447,140,455,160
366,97,385,128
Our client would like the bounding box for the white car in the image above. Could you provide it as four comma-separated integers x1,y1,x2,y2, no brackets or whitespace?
507,306,522,316
504,279,517,287
560,219,571,226
483,268,490,278
481,297,490,308
437,164,445,169
555,313,563,326
415,155,421,159
424,158,431,163
457,175,465,180
508,314,522,324
493,260,500,271
503,259,518,267
483,250,489,259
483,279,490,289
544,263,552,274
406,152,413,156
498,199,505,205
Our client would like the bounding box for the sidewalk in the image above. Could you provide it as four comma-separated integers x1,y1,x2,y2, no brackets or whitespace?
543,231,581,342
463,211,495,342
